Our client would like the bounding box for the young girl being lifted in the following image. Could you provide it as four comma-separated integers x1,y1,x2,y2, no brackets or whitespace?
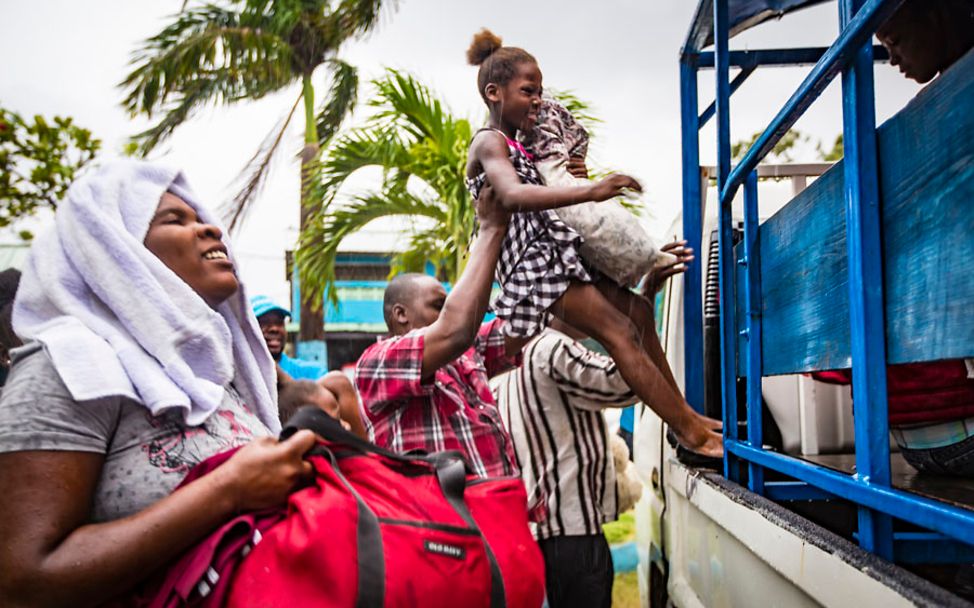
465,29,722,458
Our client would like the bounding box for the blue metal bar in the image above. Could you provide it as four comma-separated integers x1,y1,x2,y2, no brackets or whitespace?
714,0,739,481
839,0,893,561
698,47,828,69
764,481,834,502
695,45,889,69
742,170,764,494
680,59,706,414
699,66,755,128
680,0,712,59
725,440,974,546
718,0,905,209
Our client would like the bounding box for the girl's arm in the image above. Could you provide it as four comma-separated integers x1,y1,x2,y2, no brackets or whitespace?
0,431,317,608
471,132,640,212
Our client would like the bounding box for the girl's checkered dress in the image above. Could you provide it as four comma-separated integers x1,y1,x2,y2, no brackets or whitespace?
466,129,597,338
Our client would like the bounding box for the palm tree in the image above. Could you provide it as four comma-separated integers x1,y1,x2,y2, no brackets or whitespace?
296,70,603,310
296,69,473,308
120,0,391,341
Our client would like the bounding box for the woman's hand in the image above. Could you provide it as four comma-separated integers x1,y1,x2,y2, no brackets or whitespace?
590,174,642,202
0,434,318,608
215,430,317,512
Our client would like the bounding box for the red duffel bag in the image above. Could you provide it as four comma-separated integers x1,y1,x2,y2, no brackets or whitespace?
198,406,545,608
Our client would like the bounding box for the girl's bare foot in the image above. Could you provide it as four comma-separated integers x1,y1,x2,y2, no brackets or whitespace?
691,430,723,459
675,423,724,459
700,414,723,431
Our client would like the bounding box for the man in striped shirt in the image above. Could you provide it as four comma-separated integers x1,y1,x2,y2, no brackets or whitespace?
492,242,693,608
491,318,635,607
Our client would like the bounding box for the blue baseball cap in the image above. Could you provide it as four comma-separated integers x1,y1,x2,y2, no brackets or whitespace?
251,295,291,319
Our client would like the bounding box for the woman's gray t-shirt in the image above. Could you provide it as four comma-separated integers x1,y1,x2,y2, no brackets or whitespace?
0,343,271,522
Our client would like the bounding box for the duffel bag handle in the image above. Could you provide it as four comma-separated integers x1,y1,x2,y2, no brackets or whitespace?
281,405,378,454
282,406,475,476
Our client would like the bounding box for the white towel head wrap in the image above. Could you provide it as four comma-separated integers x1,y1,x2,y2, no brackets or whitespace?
12,159,280,433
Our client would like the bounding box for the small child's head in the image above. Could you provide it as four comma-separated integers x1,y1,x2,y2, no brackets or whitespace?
467,29,542,133
278,379,339,425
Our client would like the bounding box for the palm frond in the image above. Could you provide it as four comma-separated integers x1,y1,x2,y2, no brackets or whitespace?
299,68,477,305
337,0,393,36
315,128,412,203
297,187,446,308
119,5,294,151
360,70,473,200
391,225,452,278
220,91,302,232
369,69,449,145
127,77,226,155
314,59,358,147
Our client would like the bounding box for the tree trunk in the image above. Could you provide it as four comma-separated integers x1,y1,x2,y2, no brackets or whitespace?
298,75,325,343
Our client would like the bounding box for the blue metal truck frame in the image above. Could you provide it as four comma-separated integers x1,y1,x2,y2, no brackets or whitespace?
680,0,974,563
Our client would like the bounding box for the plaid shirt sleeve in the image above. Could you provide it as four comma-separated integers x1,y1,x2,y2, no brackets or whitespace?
356,330,430,416
475,319,523,378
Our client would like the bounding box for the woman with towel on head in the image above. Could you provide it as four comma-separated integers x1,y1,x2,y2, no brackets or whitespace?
0,160,320,606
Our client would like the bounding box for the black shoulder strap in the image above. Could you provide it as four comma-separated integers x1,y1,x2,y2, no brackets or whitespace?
431,455,507,608
282,406,474,473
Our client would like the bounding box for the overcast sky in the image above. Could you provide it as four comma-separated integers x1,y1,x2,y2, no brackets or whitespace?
0,0,920,303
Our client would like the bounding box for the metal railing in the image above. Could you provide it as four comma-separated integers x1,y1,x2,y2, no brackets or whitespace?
679,0,974,563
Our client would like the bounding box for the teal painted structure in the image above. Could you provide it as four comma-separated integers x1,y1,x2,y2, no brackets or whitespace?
289,253,425,334
323,281,389,333
290,253,497,336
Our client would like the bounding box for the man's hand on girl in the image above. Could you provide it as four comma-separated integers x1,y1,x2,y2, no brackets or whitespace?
475,184,510,230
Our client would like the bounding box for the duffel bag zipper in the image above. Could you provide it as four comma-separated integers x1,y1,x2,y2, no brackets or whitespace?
377,517,480,535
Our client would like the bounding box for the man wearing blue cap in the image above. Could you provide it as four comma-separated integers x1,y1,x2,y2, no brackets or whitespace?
251,295,327,381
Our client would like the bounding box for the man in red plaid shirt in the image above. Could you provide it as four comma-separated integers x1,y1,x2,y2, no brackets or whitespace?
356,186,528,478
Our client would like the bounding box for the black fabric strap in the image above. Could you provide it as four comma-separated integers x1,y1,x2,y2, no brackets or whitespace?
283,407,474,473
283,406,425,463
320,446,385,608
432,456,507,608
283,409,384,607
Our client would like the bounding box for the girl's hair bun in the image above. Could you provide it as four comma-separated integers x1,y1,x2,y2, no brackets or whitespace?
466,28,503,66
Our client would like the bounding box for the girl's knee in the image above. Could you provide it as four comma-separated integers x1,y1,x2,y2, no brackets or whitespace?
601,317,643,353
623,290,655,321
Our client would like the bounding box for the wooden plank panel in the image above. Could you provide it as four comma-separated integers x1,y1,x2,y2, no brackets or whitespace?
736,49,974,376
